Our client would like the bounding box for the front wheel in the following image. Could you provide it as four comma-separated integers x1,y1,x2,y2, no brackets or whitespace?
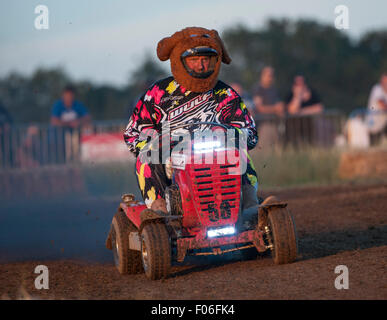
111,210,143,274
266,207,298,264
141,222,171,280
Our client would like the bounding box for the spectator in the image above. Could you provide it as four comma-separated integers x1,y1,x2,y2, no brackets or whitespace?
366,72,387,145
252,66,284,118
285,75,323,115
17,125,41,168
250,66,284,149
51,85,91,129
0,100,13,127
50,85,90,163
0,100,13,168
285,75,328,147
368,72,387,111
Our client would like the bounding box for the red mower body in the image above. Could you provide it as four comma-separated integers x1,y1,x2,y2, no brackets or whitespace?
176,150,241,231
107,123,298,279
120,139,267,262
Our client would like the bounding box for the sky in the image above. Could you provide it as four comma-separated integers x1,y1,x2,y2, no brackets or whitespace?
0,0,386,87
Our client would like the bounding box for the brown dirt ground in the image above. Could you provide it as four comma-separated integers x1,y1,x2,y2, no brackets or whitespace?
1,183,386,300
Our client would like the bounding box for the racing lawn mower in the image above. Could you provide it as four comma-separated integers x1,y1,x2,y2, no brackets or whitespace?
106,122,298,280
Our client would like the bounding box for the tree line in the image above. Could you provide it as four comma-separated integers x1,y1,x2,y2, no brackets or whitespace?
0,18,386,124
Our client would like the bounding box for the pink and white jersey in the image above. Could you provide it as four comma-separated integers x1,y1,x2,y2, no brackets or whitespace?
124,76,258,156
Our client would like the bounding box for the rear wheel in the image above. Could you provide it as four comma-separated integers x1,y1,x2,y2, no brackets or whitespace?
141,222,171,280
111,210,143,274
267,207,298,264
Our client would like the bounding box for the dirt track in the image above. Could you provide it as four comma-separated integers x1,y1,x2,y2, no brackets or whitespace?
1,183,386,300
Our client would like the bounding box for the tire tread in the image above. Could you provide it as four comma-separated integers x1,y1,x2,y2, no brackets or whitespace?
112,210,143,274
268,207,298,264
142,222,171,280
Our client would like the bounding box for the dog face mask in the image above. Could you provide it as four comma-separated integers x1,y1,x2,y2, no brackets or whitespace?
157,27,232,93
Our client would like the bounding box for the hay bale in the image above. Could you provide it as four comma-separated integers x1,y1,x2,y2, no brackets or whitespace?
338,149,387,179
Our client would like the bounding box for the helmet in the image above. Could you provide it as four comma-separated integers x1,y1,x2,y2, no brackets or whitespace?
181,46,219,79
157,27,231,93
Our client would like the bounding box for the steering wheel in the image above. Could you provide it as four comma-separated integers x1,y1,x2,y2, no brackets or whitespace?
140,122,245,156
168,121,233,133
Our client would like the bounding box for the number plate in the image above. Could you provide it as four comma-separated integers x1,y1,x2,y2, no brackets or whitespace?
171,153,186,170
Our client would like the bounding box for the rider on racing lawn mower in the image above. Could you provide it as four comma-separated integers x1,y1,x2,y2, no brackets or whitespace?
124,27,260,222
106,27,297,280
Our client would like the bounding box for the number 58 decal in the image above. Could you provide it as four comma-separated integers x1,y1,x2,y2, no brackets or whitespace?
208,200,231,222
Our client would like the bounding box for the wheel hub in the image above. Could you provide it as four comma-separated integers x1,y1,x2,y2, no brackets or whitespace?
264,225,274,250
141,237,149,271
112,230,120,267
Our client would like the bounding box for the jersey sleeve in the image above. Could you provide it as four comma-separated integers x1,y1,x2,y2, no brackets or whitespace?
123,95,156,156
124,81,168,157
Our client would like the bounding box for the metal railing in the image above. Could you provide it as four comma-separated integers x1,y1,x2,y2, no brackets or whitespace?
254,111,344,149
0,113,344,170
0,120,127,170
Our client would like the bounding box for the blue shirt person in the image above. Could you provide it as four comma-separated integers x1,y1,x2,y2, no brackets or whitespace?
50,85,91,129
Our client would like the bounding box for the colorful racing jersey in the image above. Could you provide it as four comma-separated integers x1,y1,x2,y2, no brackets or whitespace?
124,76,258,156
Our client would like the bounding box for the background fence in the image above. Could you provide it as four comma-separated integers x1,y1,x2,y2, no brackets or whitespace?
0,120,127,170
0,112,344,171
255,111,345,150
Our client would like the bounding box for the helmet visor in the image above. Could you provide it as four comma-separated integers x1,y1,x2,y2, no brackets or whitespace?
181,47,218,79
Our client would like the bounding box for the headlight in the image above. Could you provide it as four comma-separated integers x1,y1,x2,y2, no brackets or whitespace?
207,226,236,238
193,140,222,152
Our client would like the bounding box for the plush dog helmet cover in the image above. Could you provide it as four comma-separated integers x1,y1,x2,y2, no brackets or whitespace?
157,27,231,93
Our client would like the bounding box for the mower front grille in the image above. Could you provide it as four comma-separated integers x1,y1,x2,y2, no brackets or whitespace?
190,161,241,222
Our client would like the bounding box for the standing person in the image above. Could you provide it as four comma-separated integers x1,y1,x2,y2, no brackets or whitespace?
51,85,91,129
0,100,13,168
0,100,13,127
50,85,91,163
285,75,323,115
252,66,284,118
285,75,325,146
366,72,387,145
251,66,284,149
124,27,259,214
